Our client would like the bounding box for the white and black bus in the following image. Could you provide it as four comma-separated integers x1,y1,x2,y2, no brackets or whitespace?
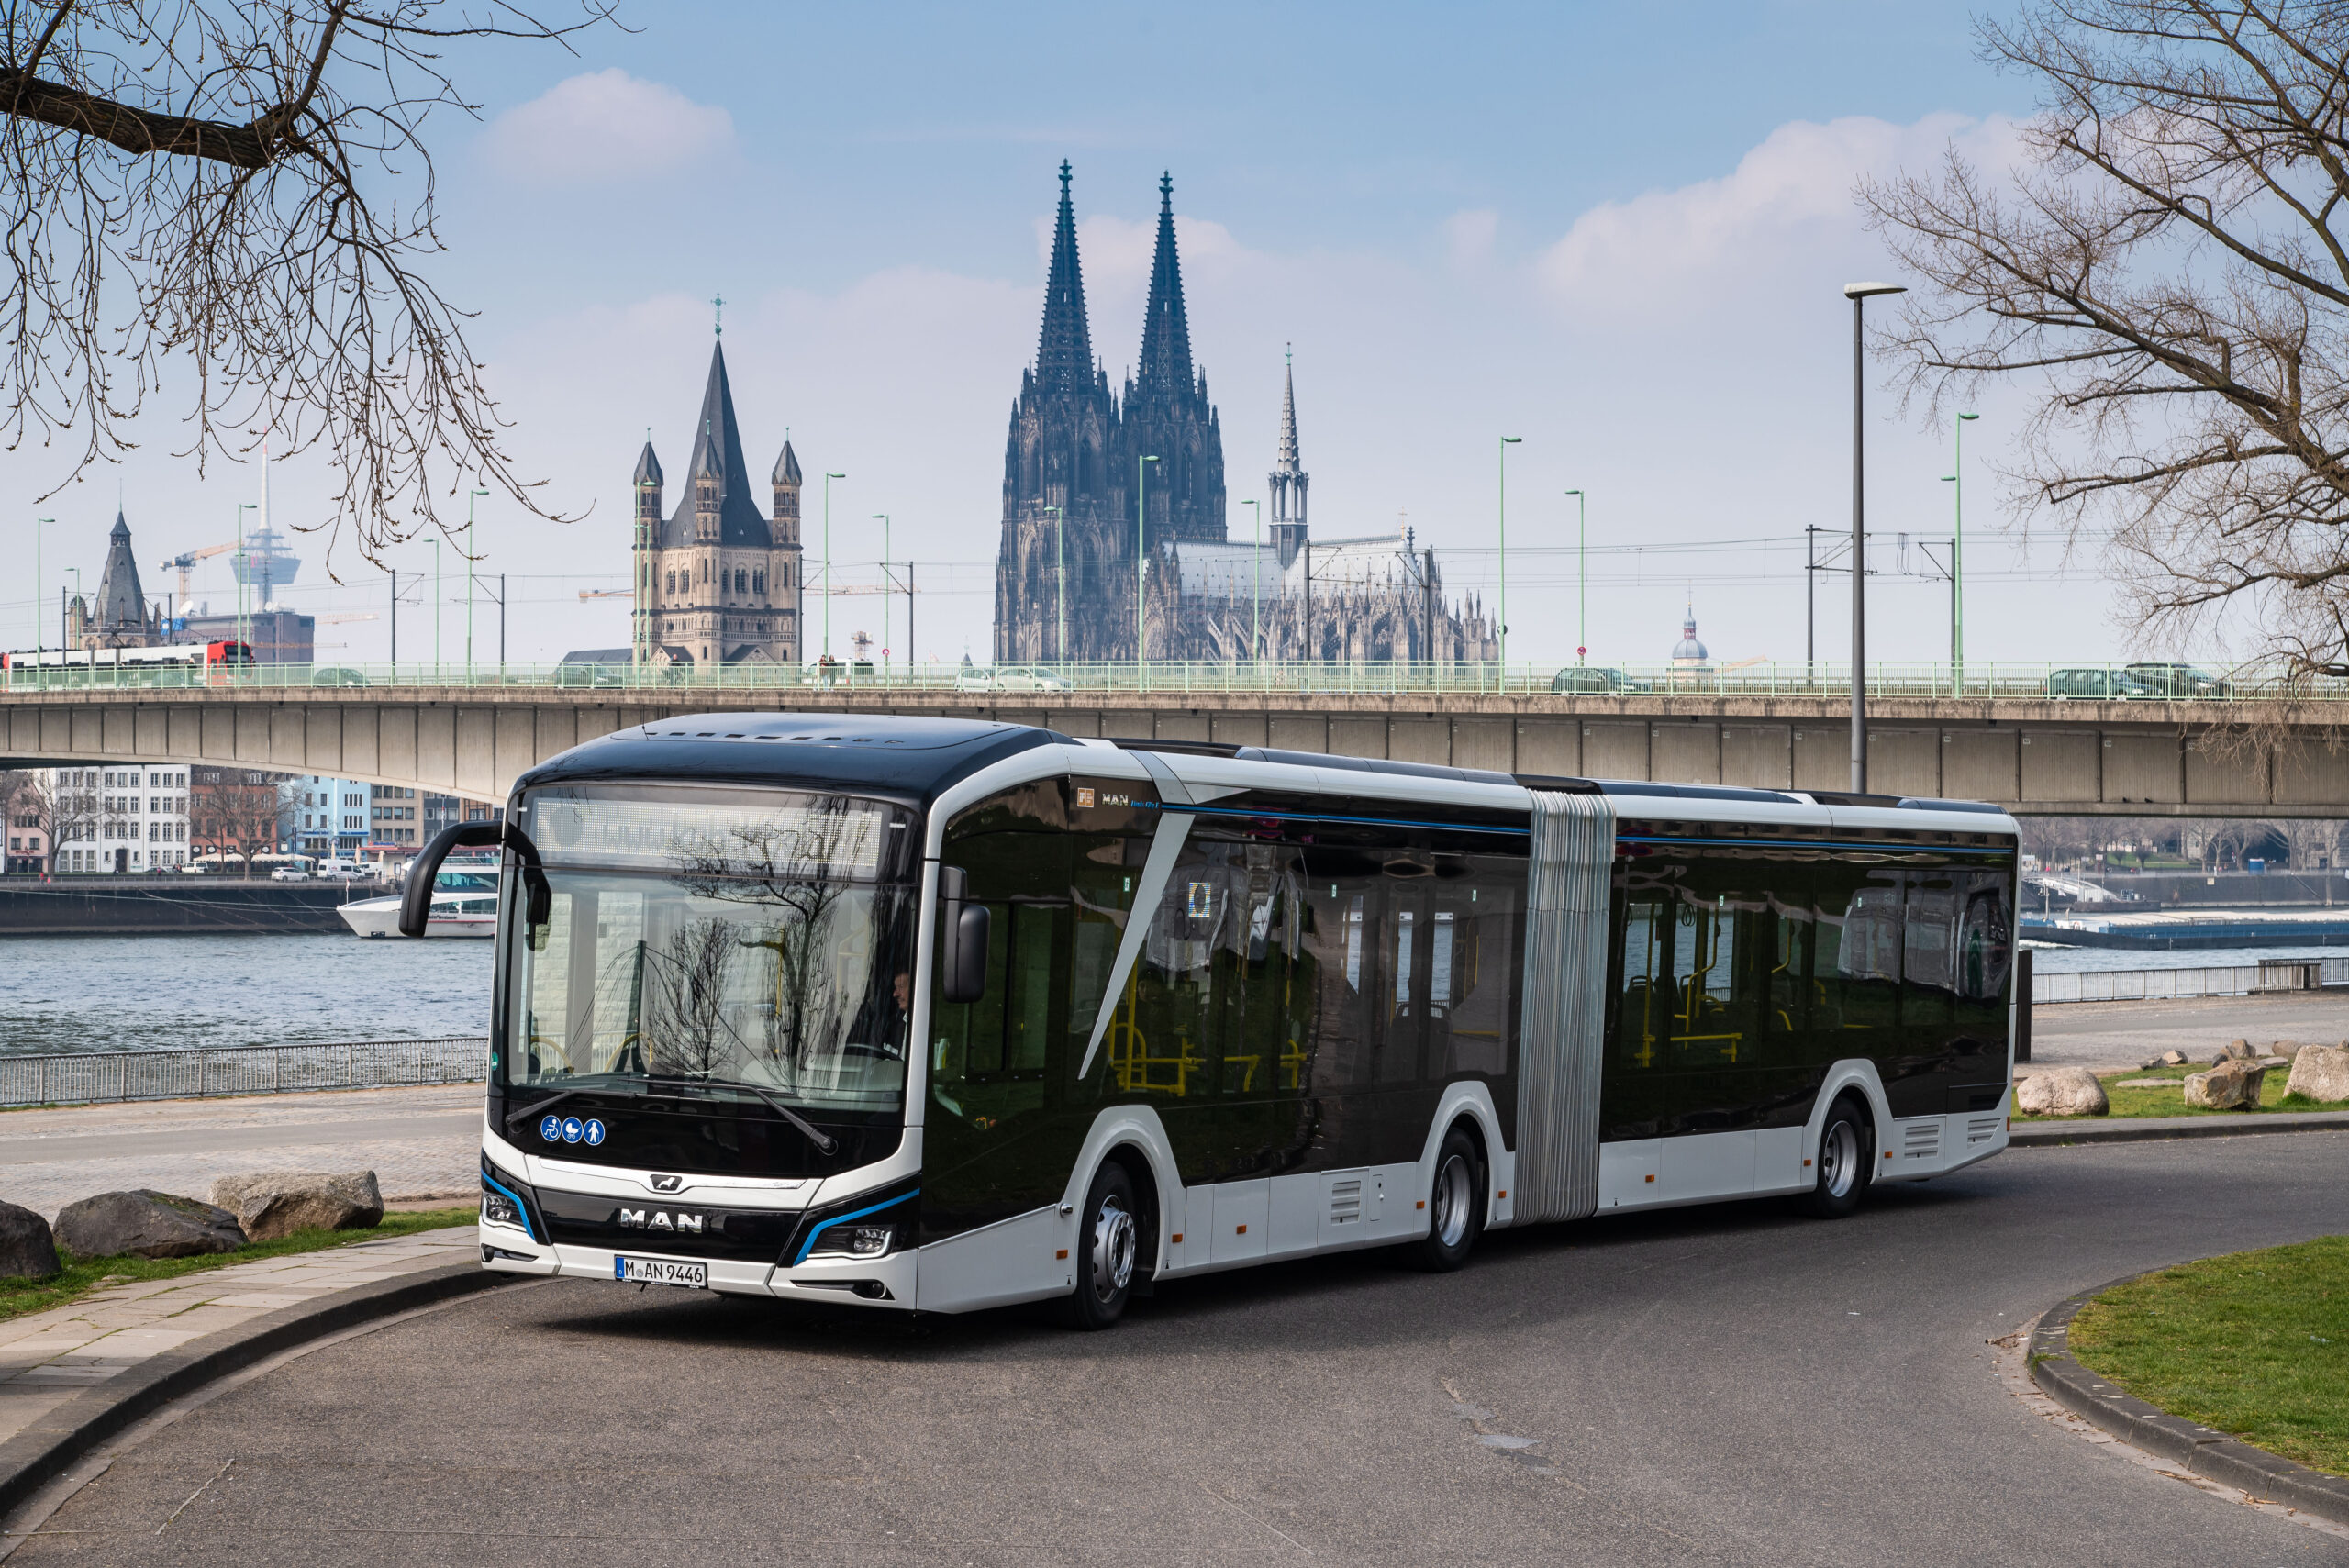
427,715,2016,1327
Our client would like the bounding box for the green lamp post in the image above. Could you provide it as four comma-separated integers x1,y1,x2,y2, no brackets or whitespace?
1498,437,1521,688
1136,454,1160,689
1564,488,1586,663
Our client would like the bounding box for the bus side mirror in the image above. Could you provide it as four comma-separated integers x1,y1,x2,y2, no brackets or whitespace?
938,865,990,1005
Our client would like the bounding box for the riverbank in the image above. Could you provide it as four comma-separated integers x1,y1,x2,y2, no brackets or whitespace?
0,878,369,935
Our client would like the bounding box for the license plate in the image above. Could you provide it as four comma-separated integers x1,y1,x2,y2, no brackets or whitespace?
615,1255,707,1289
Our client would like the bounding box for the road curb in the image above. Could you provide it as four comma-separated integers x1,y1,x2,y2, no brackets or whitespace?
2011,1111,2349,1145
2029,1270,2349,1527
0,1258,510,1519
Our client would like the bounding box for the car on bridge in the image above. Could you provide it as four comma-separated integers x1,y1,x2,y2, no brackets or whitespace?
308,666,369,687
2045,667,2163,701
955,663,1071,694
1549,665,1650,695
2122,662,2234,698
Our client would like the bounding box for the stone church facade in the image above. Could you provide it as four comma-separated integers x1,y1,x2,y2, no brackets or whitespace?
628,340,805,667
994,166,1493,666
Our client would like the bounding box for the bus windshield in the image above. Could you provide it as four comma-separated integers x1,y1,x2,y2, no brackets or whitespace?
505,785,916,1117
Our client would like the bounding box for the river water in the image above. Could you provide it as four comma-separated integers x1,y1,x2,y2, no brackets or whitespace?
0,933,494,1057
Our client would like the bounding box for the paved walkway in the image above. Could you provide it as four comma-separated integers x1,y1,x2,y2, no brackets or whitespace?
0,1223,477,1452
2025,989,2349,1076
0,1085,481,1219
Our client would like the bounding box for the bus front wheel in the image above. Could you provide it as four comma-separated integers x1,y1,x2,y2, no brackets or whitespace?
1406,1126,1485,1273
1056,1162,1139,1330
1798,1098,1872,1219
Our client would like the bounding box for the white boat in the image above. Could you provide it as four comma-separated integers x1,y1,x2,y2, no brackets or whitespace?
338,866,501,940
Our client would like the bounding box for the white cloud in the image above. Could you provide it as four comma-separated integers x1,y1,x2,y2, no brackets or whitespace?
481,70,735,184
1536,113,2021,317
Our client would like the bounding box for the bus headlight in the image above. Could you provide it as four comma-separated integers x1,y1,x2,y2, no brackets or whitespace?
481,1188,525,1229
814,1223,895,1259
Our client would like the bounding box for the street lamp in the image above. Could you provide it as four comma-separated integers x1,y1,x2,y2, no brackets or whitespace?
822,473,845,660
872,515,891,680
1842,280,1906,793
1136,453,1160,688
236,502,257,660
33,517,50,659
1564,489,1586,662
1952,412,1977,689
1241,497,1261,667
431,536,441,680
466,487,488,684
1498,438,1521,686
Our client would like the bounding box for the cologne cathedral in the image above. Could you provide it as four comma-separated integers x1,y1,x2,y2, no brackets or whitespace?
993,165,1494,665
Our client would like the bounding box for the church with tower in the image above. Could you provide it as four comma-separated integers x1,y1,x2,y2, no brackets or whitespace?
993,164,1492,666
626,329,804,668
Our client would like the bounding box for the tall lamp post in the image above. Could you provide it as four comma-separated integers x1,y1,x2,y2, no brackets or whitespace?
33,517,50,659
235,503,257,661
1564,488,1586,663
1497,437,1521,688
1042,505,1063,664
466,487,488,684
872,515,891,680
1241,497,1261,668
1949,411,1977,690
1136,453,1159,689
822,473,845,660
1842,280,1905,793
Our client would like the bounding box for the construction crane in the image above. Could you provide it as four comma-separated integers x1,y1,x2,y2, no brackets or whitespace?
317,612,379,625
160,542,237,609
578,589,632,603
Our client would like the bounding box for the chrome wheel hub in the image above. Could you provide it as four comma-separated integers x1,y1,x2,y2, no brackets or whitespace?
1432,1153,1472,1248
1821,1119,1858,1199
1089,1195,1136,1301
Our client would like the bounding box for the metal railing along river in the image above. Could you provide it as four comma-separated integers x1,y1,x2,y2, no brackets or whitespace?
6,655,2348,702
0,1036,487,1109
2032,959,2349,1006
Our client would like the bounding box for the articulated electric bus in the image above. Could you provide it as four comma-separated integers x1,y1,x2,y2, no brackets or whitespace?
420,714,2017,1329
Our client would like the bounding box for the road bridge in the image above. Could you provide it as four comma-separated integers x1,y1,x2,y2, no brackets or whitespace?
6,679,2349,816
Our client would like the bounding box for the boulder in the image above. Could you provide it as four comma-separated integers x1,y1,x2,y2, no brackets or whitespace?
55,1191,243,1260
2216,1039,2262,1064
2016,1067,2110,1117
2184,1060,2266,1111
2159,1049,2189,1066
0,1202,58,1281
206,1171,383,1242
2285,1043,2349,1104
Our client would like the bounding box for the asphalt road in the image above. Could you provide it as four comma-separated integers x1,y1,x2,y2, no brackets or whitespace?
17,1133,2349,1567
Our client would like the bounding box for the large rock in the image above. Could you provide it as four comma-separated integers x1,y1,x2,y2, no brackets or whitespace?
55,1191,243,1260
2216,1039,2262,1064
206,1171,383,1242
2158,1049,2188,1066
2016,1067,2109,1117
2286,1043,2349,1104
0,1202,58,1280
2184,1060,2266,1110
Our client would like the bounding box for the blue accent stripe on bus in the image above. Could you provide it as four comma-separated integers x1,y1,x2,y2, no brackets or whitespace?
792,1189,918,1266
480,1170,540,1244
1618,834,2011,855
1156,802,1531,836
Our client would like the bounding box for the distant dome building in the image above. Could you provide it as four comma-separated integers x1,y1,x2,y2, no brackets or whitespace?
1670,601,1708,664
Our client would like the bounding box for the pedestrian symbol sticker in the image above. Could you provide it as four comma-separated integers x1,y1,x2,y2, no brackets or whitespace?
584,1119,606,1147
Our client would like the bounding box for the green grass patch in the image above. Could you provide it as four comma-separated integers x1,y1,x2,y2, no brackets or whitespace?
0,1207,476,1324
2070,1236,2349,1476
2016,1060,2343,1120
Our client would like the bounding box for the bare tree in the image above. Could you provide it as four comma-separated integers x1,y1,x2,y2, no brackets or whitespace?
190,767,282,873
1864,1,2349,678
1,2,612,562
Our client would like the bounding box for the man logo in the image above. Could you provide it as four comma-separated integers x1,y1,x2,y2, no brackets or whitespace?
617,1208,705,1235
649,1173,684,1193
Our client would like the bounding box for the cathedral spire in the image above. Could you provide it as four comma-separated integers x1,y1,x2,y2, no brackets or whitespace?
1269,345,1308,528
1136,172,1194,394
1034,161,1096,393
664,339,769,549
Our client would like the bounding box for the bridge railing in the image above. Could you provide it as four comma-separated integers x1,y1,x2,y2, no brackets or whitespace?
8,657,2349,701
0,1036,487,1108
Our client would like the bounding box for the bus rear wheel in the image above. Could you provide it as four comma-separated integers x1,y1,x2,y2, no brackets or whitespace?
1056,1162,1139,1330
1406,1126,1485,1273
1798,1099,1872,1219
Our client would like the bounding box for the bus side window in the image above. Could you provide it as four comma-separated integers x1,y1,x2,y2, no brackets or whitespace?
1616,894,1671,1072
1434,857,1523,1081
1301,857,1379,1092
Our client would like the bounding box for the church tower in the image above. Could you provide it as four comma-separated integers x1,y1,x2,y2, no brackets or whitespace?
995,162,1120,662
75,511,161,651
1267,348,1308,562
631,440,663,664
639,332,796,666
1115,173,1225,554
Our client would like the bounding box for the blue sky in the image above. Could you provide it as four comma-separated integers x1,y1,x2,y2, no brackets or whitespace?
6,1,2143,671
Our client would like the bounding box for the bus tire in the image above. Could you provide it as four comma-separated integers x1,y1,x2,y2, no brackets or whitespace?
1055,1161,1139,1330
1406,1126,1485,1273
1797,1097,1872,1219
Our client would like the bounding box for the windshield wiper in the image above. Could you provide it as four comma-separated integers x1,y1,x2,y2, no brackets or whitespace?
503,1086,583,1131
640,1074,838,1155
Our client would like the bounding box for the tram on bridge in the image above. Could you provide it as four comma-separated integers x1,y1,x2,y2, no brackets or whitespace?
429,714,2019,1327
2,639,253,684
